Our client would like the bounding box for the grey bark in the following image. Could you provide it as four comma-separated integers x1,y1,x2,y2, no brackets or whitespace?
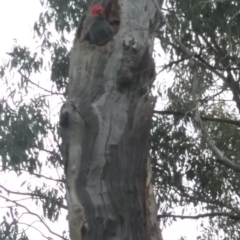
60,0,163,239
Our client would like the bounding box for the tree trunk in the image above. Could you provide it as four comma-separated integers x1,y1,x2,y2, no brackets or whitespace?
60,0,163,239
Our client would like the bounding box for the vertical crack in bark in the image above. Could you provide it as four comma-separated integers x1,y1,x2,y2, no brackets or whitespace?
71,101,86,125
100,106,114,219
104,106,113,162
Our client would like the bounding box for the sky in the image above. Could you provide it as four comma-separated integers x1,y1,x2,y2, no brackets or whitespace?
0,1,201,239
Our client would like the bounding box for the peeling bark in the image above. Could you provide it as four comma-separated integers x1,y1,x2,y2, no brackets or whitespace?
60,0,163,239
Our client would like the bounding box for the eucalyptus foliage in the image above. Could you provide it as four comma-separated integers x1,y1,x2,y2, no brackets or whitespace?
1,0,240,240
152,1,240,239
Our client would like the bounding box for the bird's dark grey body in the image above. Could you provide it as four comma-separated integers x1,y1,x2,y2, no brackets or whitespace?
88,13,114,45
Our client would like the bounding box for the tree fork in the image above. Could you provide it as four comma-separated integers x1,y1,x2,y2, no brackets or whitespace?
60,0,163,239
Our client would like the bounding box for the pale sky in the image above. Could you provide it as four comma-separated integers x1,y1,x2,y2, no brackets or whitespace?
0,1,201,239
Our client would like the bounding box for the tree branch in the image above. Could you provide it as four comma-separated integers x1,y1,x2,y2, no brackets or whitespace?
194,54,240,71
0,194,65,239
18,221,55,240
225,70,240,114
158,212,240,220
0,185,67,209
153,0,192,57
154,110,240,127
18,169,64,183
194,112,240,173
18,70,63,96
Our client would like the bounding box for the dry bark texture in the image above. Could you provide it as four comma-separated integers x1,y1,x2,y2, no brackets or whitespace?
60,0,163,239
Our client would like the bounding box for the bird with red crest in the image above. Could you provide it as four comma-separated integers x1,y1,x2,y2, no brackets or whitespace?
87,5,114,46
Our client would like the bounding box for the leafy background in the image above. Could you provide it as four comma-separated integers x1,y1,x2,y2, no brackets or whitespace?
1,0,240,240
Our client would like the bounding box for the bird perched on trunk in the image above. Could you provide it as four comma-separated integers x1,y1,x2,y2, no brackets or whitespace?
87,5,114,46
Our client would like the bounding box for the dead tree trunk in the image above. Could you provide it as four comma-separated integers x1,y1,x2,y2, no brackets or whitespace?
60,0,163,239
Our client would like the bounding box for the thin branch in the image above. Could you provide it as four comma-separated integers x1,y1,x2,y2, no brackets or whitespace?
225,70,240,114
18,70,62,96
37,147,61,159
191,59,198,105
194,54,226,79
18,169,64,183
194,54,240,71
0,194,65,239
154,110,240,127
48,124,63,162
177,187,240,216
200,87,228,104
18,221,55,240
194,112,240,173
0,185,67,209
158,212,240,220
160,56,192,70
153,0,192,57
